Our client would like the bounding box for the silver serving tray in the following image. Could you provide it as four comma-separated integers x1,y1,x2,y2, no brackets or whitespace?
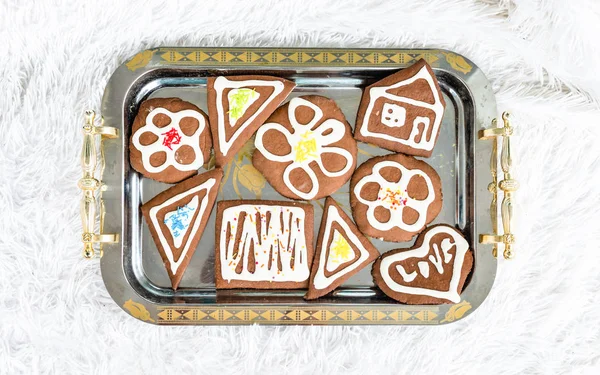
98,47,498,325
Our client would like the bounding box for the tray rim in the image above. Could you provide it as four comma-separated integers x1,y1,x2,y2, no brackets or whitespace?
99,46,497,326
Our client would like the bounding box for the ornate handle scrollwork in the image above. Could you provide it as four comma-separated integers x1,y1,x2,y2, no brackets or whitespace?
478,112,518,260
78,110,120,259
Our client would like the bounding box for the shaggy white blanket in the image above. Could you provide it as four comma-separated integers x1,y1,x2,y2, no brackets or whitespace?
1,0,600,374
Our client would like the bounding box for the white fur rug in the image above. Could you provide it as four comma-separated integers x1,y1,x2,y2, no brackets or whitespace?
2,0,600,374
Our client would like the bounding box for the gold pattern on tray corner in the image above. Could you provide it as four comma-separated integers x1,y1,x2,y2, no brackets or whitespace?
125,49,155,71
440,300,472,323
155,307,439,324
442,52,472,74
233,163,266,199
123,299,155,323
79,110,119,259
479,112,518,259
157,48,442,67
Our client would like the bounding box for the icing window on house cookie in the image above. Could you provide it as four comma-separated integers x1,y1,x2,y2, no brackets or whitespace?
219,204,310,282
131,108,206,173
379,226,469,303
353,160,435,232
254,97,354,200
213,77,285,156
148,178,216,274
312,204,372,290
163,196,199,248
360,65,444,151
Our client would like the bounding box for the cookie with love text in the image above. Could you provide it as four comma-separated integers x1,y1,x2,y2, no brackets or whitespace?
350,153,442,242
372,224,473,304
354,59,446,157
130,98,212,183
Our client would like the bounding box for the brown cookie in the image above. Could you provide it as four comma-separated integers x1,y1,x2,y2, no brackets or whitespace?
305,197,379,300
350,153,442,242
141,168,223,290
372,224,473,304
215,200,314,289
207,75,295,167
130,98,212,183
253,95,357,200
354,59,446,157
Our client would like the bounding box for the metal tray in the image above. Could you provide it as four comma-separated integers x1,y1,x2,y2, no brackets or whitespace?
94,47,501,325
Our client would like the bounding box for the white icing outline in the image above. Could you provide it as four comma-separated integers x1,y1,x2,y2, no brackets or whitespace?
254,97,354,200
379,226,469,303
164,195,199,248
219,204,310,282
132,107,207,173
149,178,216,275
353,160,435,232
312,204,372,291
360,64,444,151
213,77,285,157
324,230,352,273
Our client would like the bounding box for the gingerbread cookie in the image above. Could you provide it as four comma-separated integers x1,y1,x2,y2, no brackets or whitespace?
130,98,212,183
372,224,473,304
354,59,446,157
141,168,223,290
350,154,442,242
253,95,357,200
215,200,314,289
305,197,379,300
207,75,295,167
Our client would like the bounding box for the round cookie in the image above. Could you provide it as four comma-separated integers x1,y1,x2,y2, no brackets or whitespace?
129,98,212,183
372,224,473,304
253,95,357,200
350,153,442,242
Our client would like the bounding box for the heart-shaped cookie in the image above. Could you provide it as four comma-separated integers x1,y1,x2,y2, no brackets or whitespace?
372,224,472,304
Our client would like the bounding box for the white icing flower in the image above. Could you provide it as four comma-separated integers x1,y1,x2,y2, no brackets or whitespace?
131,107,206,173
353,160,434,232
255,97,353,200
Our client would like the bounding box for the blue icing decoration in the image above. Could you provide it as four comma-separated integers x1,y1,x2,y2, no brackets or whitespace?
163,195,199,247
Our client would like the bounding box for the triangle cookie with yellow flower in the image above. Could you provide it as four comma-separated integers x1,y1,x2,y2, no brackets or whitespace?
305,197,380,300
207,75,295,167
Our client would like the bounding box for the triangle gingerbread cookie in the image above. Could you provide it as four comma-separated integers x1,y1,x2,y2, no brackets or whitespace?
141,168,223,290
372,224,473,305
207,75,295,166
354,59,446,157
305,197,379,300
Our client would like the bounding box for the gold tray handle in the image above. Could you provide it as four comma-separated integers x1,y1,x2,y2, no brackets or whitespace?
478,112,518,259
78,110,120,259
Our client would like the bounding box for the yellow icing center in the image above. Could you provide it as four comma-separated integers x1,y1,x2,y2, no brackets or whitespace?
329,234,352,264
294,131,318,163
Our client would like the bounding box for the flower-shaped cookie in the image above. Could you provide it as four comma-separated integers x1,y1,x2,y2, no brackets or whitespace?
129,98,212,184
350,154,442,242
253,96,357,200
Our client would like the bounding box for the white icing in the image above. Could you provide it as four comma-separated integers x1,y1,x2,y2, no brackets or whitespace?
131,107,207,173
379,226,470,303
149,178,216,274
254,97,354,200
219,204,310,282
417,261,430,278
227,88,259,124
163,195,199,248
213,77,285,157
324,230,353,273
353,160,435,232
396,265,418,282
360,64,444,151
312,204,373,291
381,103,406,128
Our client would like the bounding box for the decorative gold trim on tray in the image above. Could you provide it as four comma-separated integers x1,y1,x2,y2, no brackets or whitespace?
479,112,518,259
155,306,440,325
156,48,452,69
79,110,120,259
